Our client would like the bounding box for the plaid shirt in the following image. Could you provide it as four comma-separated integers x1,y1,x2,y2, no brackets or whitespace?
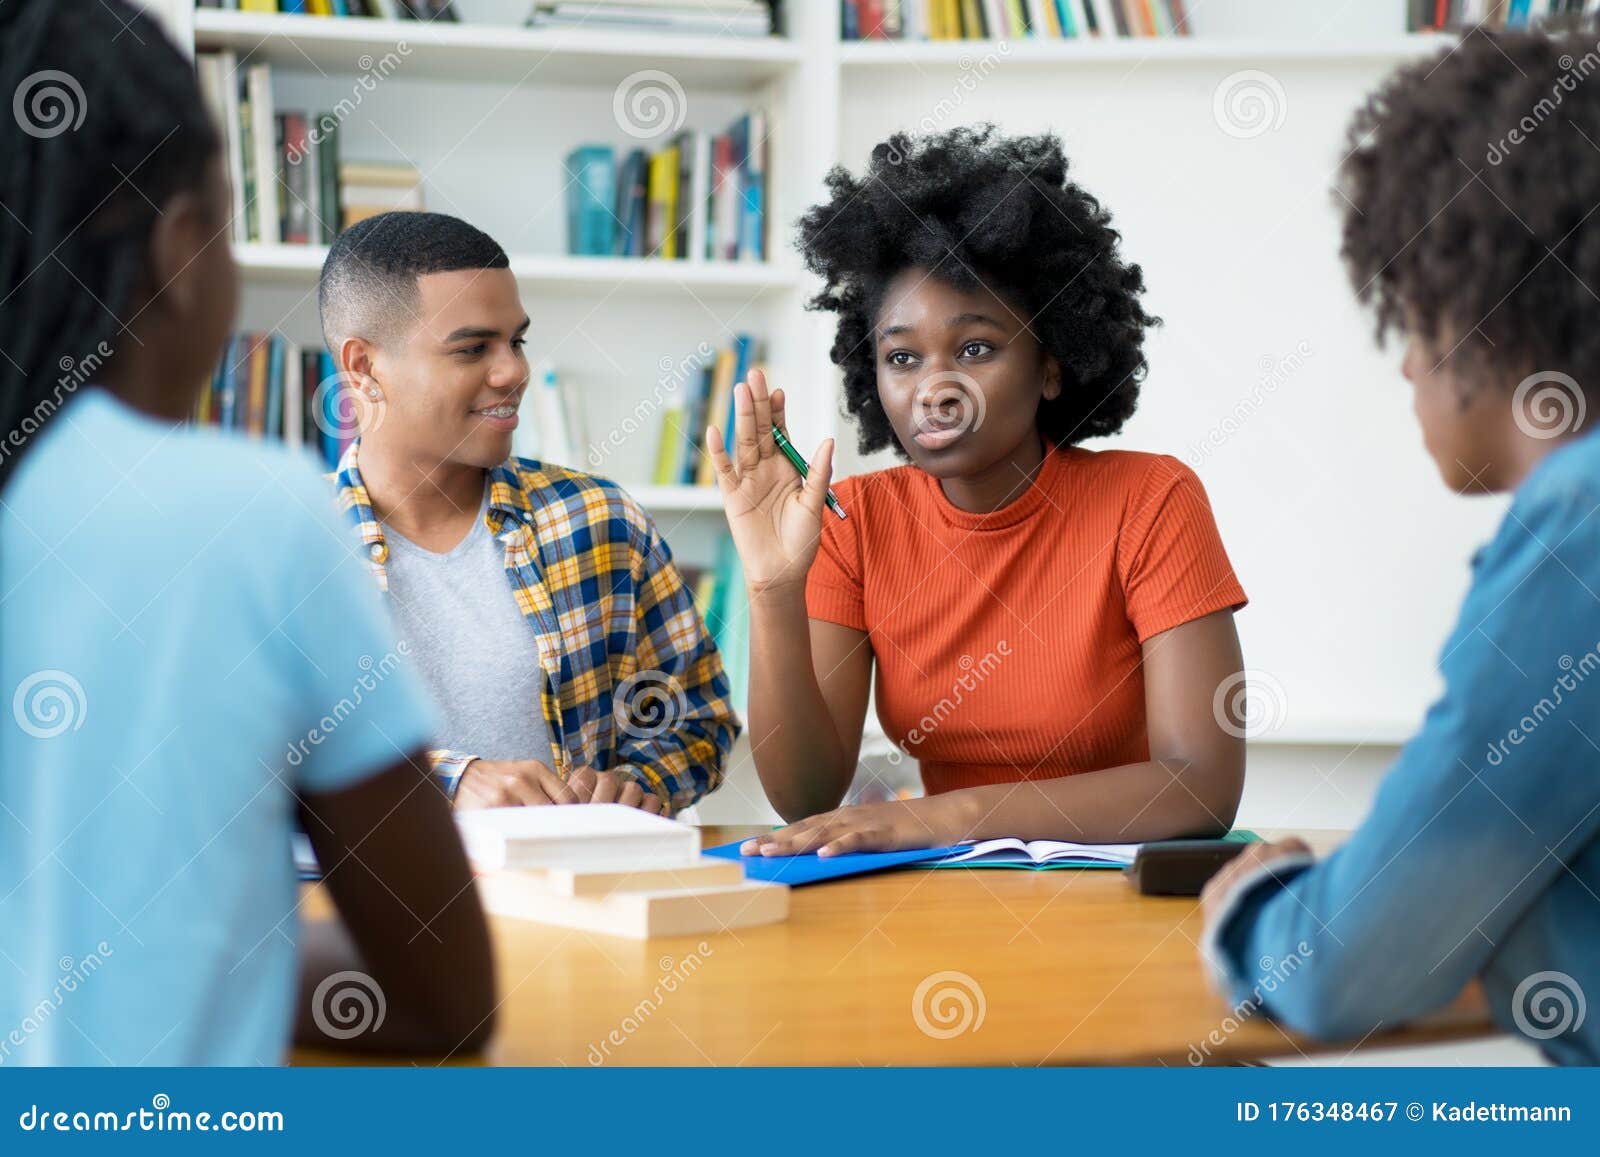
332,441,739,812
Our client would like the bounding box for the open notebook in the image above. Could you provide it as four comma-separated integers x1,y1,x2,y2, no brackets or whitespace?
928,837,1144,870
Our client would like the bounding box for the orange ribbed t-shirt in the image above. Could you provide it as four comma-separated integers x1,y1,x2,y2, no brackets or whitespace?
805,446,1247,796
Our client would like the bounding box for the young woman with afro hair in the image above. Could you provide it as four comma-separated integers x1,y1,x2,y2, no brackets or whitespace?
707,126,1250,857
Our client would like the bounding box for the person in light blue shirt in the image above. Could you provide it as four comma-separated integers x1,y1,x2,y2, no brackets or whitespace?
1200,29,1600,1065
0,0,494,1065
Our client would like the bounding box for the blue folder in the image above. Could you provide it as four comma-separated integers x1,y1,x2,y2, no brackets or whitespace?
706,831,1262,886
704,840,961,886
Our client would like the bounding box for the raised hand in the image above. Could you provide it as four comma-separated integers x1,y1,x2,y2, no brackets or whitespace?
706,368,835,596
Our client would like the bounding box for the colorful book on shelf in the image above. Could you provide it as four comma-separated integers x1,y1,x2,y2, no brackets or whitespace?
196,333,327,447
693,344,736,487
340,160,424,229
198,55,353,247
509,360,589,468
646,144,680,259
646,336,756,488
528,2,775,36
613,148,649,257
841,0,1197,38
568,112,767,262
565,144,617,257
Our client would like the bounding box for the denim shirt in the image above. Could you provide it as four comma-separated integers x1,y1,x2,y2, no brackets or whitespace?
1203,430,1600,1064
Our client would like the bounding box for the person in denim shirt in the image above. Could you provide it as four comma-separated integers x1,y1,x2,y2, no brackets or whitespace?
1200,29,1600,1065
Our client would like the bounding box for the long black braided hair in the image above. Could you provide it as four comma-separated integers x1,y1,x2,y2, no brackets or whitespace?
0,0,219,494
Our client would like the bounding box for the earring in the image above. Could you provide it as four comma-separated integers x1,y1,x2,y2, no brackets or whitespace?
366,386,380,400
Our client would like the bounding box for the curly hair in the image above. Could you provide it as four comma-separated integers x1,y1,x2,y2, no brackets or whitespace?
797,126,1157,457
1338,28,1600,390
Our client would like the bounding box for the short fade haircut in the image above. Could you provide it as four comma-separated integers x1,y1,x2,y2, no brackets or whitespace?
318,210,510,352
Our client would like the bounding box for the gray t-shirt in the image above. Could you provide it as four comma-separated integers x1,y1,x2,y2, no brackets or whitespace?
383,486,553,764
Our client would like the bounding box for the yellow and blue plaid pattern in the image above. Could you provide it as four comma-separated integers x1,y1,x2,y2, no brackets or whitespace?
333,441,739,812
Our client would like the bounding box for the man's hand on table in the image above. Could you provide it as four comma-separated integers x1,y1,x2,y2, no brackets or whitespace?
455,759,664,814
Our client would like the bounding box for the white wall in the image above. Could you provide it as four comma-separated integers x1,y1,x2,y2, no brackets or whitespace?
834,45,1505,747
129,0,192,48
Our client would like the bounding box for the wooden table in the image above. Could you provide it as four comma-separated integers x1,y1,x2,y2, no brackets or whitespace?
296,826,1491,1066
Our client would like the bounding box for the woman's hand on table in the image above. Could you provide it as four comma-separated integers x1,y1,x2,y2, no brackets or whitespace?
740,797,962,858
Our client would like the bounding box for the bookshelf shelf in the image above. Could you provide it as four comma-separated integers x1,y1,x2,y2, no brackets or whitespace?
193,9,802,88
626,485,725,513
232,243,801,297
836,33,1456,67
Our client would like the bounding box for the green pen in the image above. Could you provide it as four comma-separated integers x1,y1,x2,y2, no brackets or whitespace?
771,425,846,520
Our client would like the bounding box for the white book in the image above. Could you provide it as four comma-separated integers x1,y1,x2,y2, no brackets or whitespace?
530,360,574,466
940,837,1143,867
981,0,1008,37
195,54,242,244
901,0,924,40
688,130,711,262
247,64,280,246
476,874,787,938
1089,0,1119,37
455,803,701,872
1025,0,1054,37
215,53,248,242
536,0,763,10
489,856,744,899
283,340,303,450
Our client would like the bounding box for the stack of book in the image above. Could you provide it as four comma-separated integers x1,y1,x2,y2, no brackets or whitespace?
529,1,776,36
842,0,1191,38
456,805,788,937
198,1,462,19
340,162,426,228
564,112,767,261
197,335,352,468
194,54,425,246
1411,1,1597,30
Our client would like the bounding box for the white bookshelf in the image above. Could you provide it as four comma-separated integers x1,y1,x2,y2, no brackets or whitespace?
837,33,1454,66
193,8,803,86
143,1,1474,819
165,2,1458,529
233,242,802,296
